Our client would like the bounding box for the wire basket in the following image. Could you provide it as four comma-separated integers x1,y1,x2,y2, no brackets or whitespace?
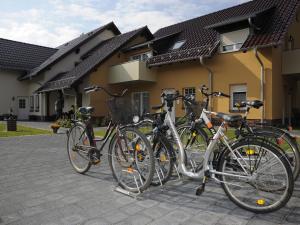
107,97,134,124
184,100,205,118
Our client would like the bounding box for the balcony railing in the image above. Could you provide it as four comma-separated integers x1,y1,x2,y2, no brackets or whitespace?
108,60,156,84
282,48,300,75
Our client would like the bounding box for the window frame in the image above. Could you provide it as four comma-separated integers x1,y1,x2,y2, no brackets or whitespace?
171,40,186,50
35,94,40,112
220,28,250,53
129,51,152,62
229,84,247,112
182,87,196,109
131,91,150,116
19,99,26,109
29,96,34,112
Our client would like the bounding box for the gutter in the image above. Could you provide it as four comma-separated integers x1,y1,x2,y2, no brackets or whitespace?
254,47,265,123
200,56,213,110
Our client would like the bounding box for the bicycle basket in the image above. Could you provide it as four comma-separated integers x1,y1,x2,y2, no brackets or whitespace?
106,97,134,124
184,100,205,118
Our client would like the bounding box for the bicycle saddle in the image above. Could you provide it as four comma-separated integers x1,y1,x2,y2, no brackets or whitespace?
235,100,263,109
78,106,94,115
216,113,242,122
244,100,263,109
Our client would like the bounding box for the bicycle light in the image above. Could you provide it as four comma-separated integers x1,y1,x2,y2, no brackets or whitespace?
133,115,139,123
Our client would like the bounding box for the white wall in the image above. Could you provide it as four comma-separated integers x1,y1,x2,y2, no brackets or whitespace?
0,29,115,120
0,69,28,115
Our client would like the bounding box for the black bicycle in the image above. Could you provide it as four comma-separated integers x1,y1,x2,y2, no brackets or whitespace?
66,86,154,193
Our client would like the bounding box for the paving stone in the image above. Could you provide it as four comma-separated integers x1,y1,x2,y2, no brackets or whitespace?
61,214,86,225
102,210,129,223
119,203,145,215
189,210,221,225
1,135,300,225
216,215,248,225
84,217,112,225
116,214,152,225
136,199,159,208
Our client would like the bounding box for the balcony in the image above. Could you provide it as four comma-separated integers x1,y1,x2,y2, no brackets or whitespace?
282,48,300,75
108,61,156,84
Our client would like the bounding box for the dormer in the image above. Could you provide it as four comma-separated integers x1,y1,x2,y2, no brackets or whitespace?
206,6,275,53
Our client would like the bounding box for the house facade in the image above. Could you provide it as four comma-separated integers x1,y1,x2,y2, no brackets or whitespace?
1,0,300,125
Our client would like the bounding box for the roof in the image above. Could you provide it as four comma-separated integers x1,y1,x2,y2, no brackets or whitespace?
21,22,120,80
36,26,153,92
148,0,300,67
0,38,57,71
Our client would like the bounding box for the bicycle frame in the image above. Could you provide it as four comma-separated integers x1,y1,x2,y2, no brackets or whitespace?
165,108,251,180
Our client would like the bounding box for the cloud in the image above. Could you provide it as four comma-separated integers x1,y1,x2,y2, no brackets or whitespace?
0,0,251,47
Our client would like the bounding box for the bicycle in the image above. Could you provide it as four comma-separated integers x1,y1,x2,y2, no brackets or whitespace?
178,86,300,180
135,109,176,186
66,86,154,193
145,89,294,213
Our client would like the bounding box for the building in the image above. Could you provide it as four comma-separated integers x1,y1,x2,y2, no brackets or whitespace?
1,0,300,125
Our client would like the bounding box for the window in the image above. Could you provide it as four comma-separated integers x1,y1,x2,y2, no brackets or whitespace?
183,87,196,109
19,99,26,109
183,87,196,98
129,51,152,62
35,95,39,112
29,96,34,112
230,84,247,111
171,40,186,50
220,28,249,53
132,92,150,116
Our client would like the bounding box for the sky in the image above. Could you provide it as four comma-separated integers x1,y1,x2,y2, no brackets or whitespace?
0,0,250,48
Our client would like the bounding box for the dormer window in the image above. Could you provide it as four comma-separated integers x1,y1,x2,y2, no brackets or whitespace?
171,40,186,50
220,28,249,53
129,51,152,62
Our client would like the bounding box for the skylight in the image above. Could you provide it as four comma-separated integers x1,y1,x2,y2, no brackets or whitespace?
171,40,186,50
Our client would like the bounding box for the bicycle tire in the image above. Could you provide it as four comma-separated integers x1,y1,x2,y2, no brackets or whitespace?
67,123,92,174
218,138,294,213
152,135,175,186
253,127,300,180
108,127,155,193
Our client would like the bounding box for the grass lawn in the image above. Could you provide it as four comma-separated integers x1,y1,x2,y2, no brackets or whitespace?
0,123,51,137
94,129,106,137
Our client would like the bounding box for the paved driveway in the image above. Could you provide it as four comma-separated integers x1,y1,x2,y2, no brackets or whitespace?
0,134,300,225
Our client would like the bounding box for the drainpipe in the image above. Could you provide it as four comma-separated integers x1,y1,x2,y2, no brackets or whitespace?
200,56,213,110
254,47,265,123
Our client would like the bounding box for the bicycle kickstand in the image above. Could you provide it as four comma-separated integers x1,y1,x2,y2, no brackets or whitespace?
195,170,209,196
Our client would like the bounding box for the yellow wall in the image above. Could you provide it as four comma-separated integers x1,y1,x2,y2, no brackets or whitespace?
89,47,278,120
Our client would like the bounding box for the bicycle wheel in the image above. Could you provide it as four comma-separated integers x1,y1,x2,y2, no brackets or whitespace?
218,139,294,213
108,127,154,193
152,135,175,186
253,127,300,180
177,125,208,171
67,123,92,174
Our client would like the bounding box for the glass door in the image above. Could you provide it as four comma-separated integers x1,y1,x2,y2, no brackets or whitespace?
132,92,149,116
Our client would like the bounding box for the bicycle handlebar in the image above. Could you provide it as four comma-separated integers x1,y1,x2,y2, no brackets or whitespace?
199,85,230,98
84,86,128,97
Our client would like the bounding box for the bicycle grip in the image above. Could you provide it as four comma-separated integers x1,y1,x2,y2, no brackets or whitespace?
84,86,95,92
221,92,230,98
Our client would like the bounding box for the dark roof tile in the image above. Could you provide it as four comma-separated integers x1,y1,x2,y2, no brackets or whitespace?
0,38,57,71
37,27,152,92
149,0,300,66
22,22,120,80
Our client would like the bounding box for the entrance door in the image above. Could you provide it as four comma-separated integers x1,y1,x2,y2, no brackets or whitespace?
132,92,150,116
17,97,29,120
163,89,176,122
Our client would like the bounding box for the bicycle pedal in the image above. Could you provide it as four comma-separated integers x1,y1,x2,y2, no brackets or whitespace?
92,159,101,165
